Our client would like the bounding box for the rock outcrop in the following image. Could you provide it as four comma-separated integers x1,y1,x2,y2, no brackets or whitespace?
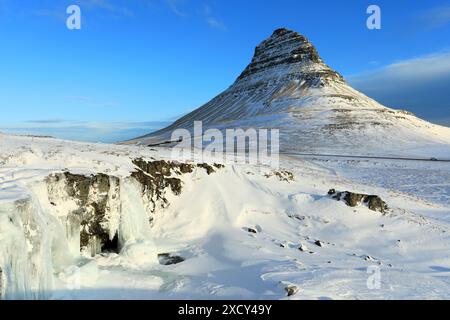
158,253,185,265
237,28,343,86
44,159,224,257
328,189,389,213
131,159,222,214
46,172,121,256
284,284,299,297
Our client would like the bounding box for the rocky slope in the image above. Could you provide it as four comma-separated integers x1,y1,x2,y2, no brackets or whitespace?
127,28,450,157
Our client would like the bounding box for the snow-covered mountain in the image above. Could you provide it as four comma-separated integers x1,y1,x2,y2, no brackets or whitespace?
2,28,450,301
127,28,450,157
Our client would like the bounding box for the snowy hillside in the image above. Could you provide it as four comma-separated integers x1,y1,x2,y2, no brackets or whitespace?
126,28,450,158
1,133,450,299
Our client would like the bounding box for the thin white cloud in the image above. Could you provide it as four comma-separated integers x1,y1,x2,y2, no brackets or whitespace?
31,0,135,22
206,16,226,30
25,119,66,124
164,1,227,30
165,0,189,17
420,5,450,29
201,4,226,30
0,120,172,143
32,8,67,22
349,52,450,89
78,0,135,17
65,96,120,108
348,51,450,121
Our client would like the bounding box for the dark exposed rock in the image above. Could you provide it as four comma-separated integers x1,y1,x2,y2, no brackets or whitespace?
131,159,191,214
237,28,344,86
158,253,185,265
131,158,223,213
365,195,389,213
132,159,185,177
298,244,308,252
101,232,119,253
179,163,195,174
245,227,258,234
45,159,223,256
284,284,299,297
197,163,215,175
213,163,225,169
265,170,294,182
0,267,3,299
328,189,389,214
46,172,120,256
314,240,324,247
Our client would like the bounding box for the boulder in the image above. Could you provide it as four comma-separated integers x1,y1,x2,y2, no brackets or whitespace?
158,253,185,265
314,240,324,247
328,189,388,213
285,284,299,297
245,227,258,234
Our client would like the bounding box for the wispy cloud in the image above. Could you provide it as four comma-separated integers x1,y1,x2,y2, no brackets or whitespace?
349,52,450,88
348,51,450,122
78,0,134,18
165,0,189,17
25,119,66,124
32,8,67,22
419,5,450,29
201,4,226,30
32,0,135,22
0,119,172,143
65,96,120,108
164,1,227,30
205,16,226,30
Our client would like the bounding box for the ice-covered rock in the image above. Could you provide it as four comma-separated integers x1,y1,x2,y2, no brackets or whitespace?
0,157,222,299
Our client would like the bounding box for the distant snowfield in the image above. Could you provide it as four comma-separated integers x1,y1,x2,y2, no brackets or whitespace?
289,155,450,208
1,133,450,300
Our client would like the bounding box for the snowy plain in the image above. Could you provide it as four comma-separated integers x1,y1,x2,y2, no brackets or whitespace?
1,133,450,300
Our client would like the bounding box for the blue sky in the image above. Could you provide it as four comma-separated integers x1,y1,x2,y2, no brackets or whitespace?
0,0,450,142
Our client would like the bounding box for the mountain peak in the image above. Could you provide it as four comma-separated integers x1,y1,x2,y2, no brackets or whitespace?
266,28,321,62
270,28,309,44
237,28,342,85
271,27,297,36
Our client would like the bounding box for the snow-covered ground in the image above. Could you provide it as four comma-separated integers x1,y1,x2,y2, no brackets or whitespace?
290,155,450,208
1,133,450,300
